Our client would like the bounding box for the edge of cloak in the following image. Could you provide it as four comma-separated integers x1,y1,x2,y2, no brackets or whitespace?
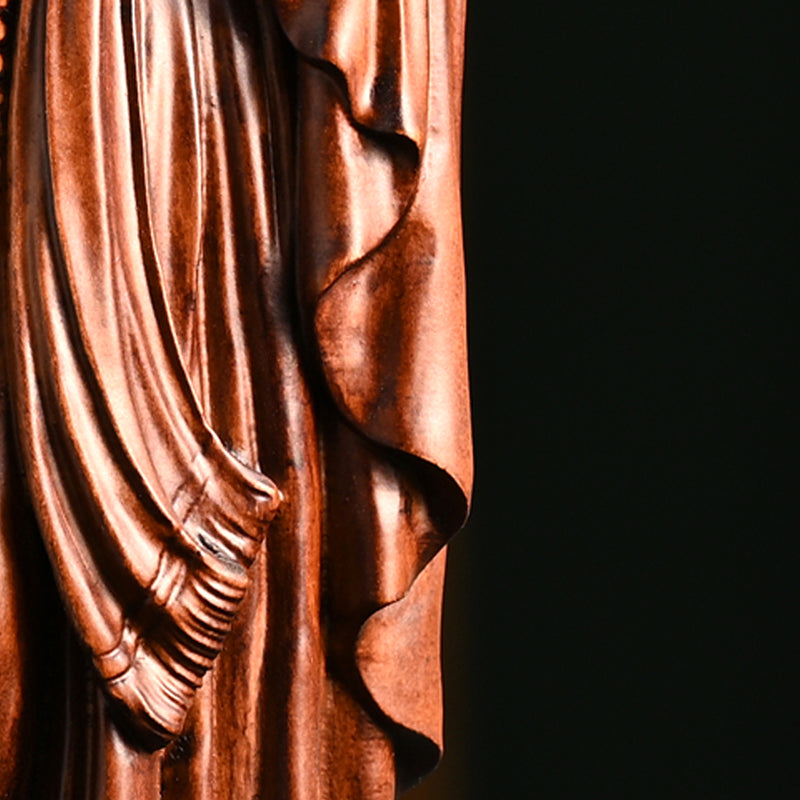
274,0,472,788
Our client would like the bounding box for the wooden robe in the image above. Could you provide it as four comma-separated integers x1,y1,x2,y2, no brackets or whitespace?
0,0,471,796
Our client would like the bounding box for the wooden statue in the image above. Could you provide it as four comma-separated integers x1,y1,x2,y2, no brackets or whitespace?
0,0,471,796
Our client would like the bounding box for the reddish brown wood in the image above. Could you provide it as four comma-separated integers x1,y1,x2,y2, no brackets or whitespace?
0,1,471,796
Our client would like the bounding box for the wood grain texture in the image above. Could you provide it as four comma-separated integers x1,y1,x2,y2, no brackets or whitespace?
0,1,470,796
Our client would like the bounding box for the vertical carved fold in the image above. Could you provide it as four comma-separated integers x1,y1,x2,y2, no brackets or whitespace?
5,0,281,745
276,0,472,788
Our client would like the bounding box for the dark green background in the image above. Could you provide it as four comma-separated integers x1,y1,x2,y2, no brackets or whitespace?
411,4,798,798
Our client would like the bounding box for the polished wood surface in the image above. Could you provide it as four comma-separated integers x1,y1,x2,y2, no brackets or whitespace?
0,1,471,796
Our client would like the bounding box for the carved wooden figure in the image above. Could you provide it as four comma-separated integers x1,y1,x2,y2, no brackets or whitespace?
0,0,471,797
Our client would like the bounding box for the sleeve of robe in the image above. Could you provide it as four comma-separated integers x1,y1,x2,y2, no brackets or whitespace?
4,0,283,745
274,0,472,789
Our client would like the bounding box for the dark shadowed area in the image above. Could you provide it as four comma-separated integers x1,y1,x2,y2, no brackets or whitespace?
409,4,798,798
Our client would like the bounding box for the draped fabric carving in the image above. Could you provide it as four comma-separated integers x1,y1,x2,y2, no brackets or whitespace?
0,0,470,796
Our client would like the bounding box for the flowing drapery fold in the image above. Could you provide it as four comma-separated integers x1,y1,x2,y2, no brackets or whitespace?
6,0,282,744
277,0,471,779
1,0,470,794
